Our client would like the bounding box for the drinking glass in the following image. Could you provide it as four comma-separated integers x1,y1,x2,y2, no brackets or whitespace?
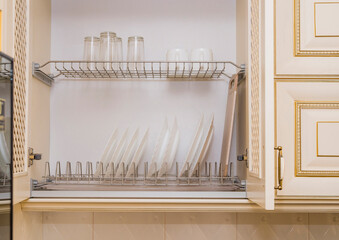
127,36,144,70
83,36,100,61
83,36,100,70
99,32,116,69
113,37,123,69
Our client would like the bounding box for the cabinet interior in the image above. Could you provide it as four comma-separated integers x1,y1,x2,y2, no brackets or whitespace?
31,0,249,198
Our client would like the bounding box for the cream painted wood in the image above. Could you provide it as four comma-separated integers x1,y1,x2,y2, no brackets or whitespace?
275,0,339,76
315,3,339,37
28,0,51,181
276,81,339,196
0,0,14,56
247,0,275,210
13,204,42,240
317,122,339,156
299,0,339,51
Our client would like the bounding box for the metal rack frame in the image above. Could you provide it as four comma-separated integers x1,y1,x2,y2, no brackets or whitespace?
33,61,245,86
38,161,244,192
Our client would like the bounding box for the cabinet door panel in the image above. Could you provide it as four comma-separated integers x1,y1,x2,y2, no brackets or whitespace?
276,81,339,196
246,0,275,210
275,0,339,77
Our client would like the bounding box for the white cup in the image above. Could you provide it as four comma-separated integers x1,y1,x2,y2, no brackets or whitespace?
166,49,189,72
190,48,214,71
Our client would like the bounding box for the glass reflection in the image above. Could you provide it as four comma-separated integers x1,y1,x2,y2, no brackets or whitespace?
0,52,13,240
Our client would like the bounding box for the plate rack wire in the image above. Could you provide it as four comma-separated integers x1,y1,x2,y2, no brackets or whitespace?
33,61,245,85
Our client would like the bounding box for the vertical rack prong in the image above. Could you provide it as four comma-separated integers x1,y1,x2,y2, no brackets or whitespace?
154,162,157,185
76,162,82,181
214,162,217,177
66,161,72,182
44,162,51,181
111,163,115,184
121,162,125,184
205,162,208,176
176,162,179,183
209,162,212,183
132,162,136,184
165,162,168,185
219,163,223,184
144,162,147,184
186,162,190,184
198,163,201,185
55,161,61,182
136,166,138,178
98,162,104,182
230,162,233,181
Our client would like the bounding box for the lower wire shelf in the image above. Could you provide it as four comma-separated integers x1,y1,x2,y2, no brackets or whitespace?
32,160,246,199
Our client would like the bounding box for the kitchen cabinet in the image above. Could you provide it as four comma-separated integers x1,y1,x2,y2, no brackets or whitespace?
274,0,339,198
5,0,276,213
2,0,339,239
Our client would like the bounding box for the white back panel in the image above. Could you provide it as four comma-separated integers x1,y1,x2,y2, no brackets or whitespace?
50,80,235,175
50,0,236,62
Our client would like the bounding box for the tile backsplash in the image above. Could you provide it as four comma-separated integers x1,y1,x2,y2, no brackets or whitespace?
41,212,339,240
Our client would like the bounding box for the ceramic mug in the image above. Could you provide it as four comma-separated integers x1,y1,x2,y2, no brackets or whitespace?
190,48,214,71
166,48,189,72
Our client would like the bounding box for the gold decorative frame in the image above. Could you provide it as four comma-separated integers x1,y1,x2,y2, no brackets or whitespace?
294,0,339,57
316,121,339,157
295,101,339,177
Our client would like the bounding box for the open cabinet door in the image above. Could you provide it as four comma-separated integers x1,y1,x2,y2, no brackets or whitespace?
12,0,51,204
246,0,275,210
11,0,31,204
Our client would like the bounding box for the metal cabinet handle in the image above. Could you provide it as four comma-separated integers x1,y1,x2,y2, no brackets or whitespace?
274,146,284,190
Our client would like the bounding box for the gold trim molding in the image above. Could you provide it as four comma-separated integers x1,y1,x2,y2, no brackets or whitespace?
294,0,339,57
295,101,339,177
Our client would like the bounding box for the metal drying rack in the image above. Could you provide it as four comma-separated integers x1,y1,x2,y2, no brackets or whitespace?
38,160,244,191
32,61,245,86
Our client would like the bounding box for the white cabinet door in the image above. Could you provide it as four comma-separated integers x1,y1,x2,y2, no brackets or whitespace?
276,80,339,196
246,0,275,210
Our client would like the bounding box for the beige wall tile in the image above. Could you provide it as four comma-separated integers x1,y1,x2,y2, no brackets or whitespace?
165,212,236,240
237,213,308,240
43,212,93,240
93,212,164,240
309,213,339,240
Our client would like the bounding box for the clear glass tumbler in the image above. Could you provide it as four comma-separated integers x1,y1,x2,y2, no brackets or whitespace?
83,36,100,70
127,36,144,70
83,36,100,61
99,32,116,61
112,37,123,69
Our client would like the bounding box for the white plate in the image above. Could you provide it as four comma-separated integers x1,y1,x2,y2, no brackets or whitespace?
220,74,238,176
125,129,149,178
93,128,119,177
158,119,180,177
114,128,139,177
179,114,204,177
103,128,129,177
189,114,214,177
147,119,170,177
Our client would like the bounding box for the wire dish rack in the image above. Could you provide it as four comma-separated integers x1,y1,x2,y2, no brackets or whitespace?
0,63,13,80
37,161,244,192
33,61,245,86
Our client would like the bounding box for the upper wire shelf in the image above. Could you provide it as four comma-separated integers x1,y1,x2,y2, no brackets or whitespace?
33,61,245,86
